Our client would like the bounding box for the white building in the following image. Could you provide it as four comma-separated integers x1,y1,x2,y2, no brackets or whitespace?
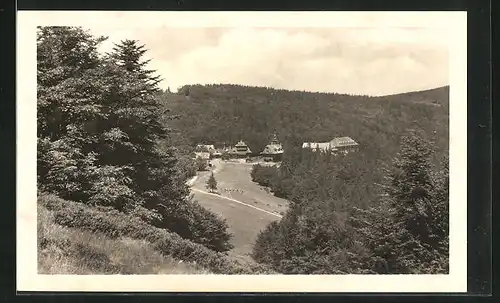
302,137,359,154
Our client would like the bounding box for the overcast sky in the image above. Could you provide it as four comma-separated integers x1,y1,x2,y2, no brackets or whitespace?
83,26,449,96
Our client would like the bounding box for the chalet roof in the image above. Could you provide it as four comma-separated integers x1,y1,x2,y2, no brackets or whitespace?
269,133,280,144
261,134,283,155
234,140,248,147
330,137,359,148
229,143,252,154
261,144,283,155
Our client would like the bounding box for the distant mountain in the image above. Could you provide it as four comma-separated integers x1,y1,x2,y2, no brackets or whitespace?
159,84,449,162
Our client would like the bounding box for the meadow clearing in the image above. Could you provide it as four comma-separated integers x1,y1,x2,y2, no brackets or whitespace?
190,160,289,257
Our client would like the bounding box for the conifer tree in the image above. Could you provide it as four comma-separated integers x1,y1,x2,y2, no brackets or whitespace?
37,27,233,252
37,26,127,204
206,172,218,193
350,134,449,274
96,41,181,209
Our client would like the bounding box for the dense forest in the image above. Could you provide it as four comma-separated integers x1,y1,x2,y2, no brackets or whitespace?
36,26,449,275
250,135,448,274
159,83,448,164
159,82,449,274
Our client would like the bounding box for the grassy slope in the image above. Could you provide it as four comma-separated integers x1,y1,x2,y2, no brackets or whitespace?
191,160,287,257
38,193,276,275
38,204,210,274
195,160,289,214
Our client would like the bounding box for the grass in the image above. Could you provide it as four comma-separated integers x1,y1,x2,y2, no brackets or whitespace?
191,190,277,257
191,161,288,257
38,204,210,275
38,193,276,275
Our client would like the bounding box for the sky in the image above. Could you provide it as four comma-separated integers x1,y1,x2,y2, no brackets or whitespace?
81,22,449,96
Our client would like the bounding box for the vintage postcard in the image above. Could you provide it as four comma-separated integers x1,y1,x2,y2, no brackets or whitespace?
17,11,467,292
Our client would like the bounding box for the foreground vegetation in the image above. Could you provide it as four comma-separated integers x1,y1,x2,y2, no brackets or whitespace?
38,201,210,274
38,193,275,274
36,26,236,273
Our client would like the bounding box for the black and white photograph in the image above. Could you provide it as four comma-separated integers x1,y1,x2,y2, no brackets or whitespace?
17,11,468,292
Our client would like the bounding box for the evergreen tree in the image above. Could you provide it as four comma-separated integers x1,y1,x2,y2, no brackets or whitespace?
206,172,218,192
37,27,233,252
110,39,162,89
350,134,449,274
37,26,131,205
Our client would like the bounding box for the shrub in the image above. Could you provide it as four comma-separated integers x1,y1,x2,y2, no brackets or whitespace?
39,193,275,274
153,196,234,252
221,152,230,161
38,203,211,274
250,164,277,187
196,156,208,171
174,155,197,181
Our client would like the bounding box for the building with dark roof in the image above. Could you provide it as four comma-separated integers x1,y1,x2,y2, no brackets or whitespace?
260,133,284,161
228,140,252,158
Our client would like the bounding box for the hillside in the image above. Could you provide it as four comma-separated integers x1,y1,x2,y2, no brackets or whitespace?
38,202,210,274
38,193,275,274
161,84,449,163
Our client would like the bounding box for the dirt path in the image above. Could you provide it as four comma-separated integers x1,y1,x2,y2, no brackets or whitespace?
191,188,282,218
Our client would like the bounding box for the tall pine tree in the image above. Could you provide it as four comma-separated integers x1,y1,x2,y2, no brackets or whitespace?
37,28,233,252
206,172,218,192
349,134,449,274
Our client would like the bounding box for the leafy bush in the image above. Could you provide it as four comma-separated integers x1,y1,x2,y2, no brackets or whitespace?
174,155,197,181
221,152,230,160
196,156,208,171
152,195,234,252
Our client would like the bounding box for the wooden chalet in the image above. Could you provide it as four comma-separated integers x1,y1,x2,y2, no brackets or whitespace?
260,133,284,162
228,140,252,158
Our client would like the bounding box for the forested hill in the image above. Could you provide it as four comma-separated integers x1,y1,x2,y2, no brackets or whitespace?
160,84,449,161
